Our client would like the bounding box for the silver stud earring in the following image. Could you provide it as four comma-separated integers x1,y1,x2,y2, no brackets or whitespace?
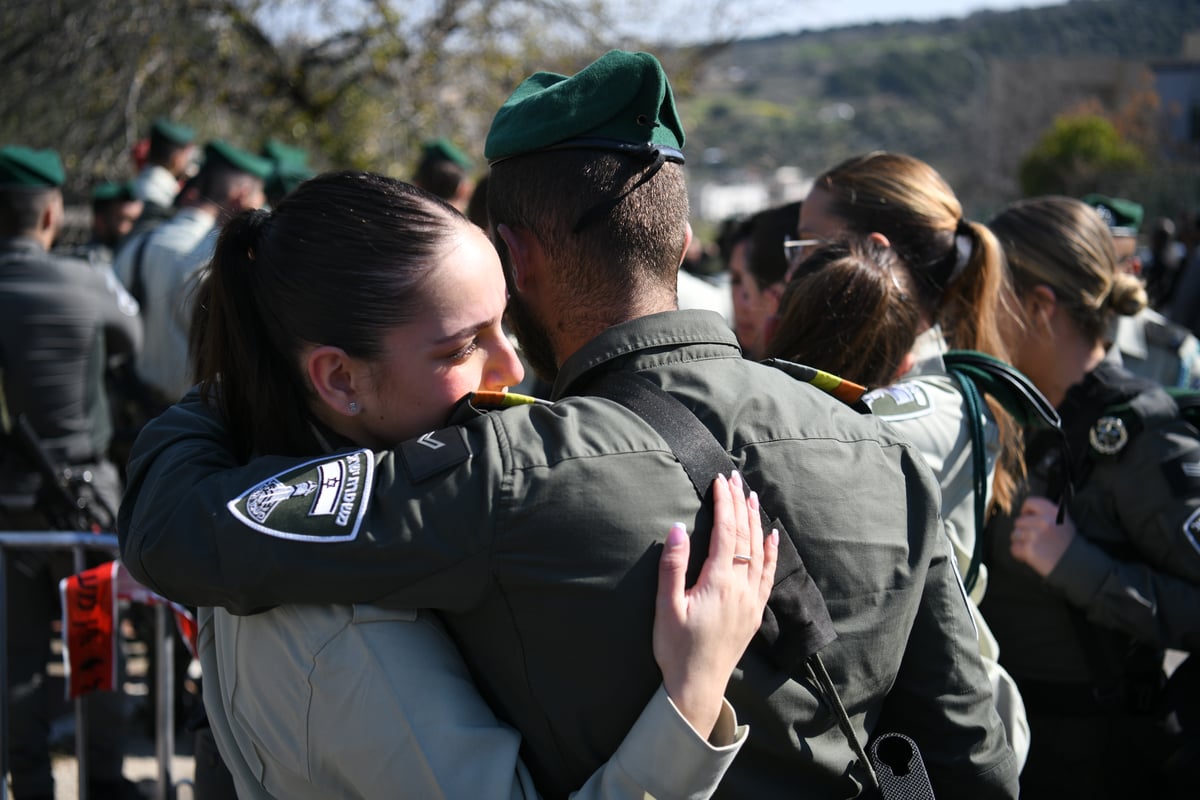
348,401,360,415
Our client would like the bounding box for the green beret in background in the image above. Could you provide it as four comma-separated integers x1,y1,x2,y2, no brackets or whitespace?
421,137,474,171
266,163,315,201
484,49,685,164
1083,193,1144,236
261,139,310,169
91,181,138,203
0,145,66,188
151,118,196,146
203,140,274,181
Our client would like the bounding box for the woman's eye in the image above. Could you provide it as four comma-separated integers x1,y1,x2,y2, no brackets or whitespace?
448,341,479,362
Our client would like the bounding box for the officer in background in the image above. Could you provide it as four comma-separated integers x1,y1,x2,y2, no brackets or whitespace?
1086,194,1200,390
120,52,1017,798
259,139,314,209
132,118,195,223
0,146,142,799
412,137,475,213
57,181,144,271
114,140,270,406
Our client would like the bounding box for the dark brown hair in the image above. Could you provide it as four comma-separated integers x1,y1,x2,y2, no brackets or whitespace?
766,238,921,388
488,151,689,311
189,171,462,461
814,152,1023,512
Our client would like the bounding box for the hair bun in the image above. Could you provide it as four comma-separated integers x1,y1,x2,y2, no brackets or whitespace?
1106,271,1148,317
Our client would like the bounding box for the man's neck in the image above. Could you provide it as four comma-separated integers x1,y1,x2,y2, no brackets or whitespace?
552,289,678,365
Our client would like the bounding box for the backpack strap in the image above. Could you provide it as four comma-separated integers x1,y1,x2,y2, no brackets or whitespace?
942,351,1068,591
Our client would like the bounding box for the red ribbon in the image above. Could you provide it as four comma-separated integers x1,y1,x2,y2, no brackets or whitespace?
59,561,197,699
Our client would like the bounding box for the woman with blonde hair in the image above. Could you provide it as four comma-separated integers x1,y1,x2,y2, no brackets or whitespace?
983,195,1200,798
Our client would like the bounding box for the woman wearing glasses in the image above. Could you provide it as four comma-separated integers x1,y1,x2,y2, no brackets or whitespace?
766,151,1030,766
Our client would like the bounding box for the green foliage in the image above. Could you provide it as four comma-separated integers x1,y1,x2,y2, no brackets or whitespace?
1018,114,1146,197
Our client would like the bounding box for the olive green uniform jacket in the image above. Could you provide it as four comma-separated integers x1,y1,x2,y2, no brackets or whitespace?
119,310,1018,799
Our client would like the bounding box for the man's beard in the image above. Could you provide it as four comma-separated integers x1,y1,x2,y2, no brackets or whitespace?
505,290,560,386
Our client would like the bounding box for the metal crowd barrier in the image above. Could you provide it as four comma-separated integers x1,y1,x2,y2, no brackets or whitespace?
0,532,178,800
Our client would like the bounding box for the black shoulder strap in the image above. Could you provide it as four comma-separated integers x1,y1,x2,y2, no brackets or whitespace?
585,369,914,795
585,369,836,668
128,226,160,309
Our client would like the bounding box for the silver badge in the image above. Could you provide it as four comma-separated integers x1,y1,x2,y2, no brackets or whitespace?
1089,415,1129,455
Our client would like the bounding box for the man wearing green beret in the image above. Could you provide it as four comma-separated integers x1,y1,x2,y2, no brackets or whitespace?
114,139,269,405
57,181,144,270
133,117,197,219
413,136,475,213
0,146,143,799
1086,194,1200,390
119,52,1018,798
260,139,314,208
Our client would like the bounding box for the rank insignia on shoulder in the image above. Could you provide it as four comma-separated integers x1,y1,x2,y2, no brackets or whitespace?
863,381,934,421
227,449,375,542
1089,415,1129,456
1162,454,1200,497
400,426,470,482
1182,508,1200,557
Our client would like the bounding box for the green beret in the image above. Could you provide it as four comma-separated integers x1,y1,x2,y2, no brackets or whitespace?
266,163,315,201
151,118,195,146
421,138,474,171
203,140,274,181
1083,193,1144,236
261,138,310,169
91,181,138,203
0,145,65,188
484,50,685,166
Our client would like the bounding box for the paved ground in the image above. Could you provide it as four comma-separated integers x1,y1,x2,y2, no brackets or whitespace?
36,639,1192,799
46,624,197,800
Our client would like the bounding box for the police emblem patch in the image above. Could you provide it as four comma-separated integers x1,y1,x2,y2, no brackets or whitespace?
1088,416,1129,455
863,381,934,421
227,449,375,542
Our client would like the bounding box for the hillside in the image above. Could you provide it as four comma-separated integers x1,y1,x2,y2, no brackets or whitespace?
678,0,1200,218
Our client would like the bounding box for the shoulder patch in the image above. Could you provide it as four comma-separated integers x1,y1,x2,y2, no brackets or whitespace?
227,449,375,542
863,382,935,421
399,427,470,482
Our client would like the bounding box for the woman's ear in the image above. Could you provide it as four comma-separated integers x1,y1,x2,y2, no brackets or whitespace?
1026,284,1058,333
890,350,918,383
305,345,366,417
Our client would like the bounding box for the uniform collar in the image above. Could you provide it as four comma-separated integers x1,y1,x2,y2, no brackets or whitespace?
552,309,741,399
0,236,47,255
905,325,950,379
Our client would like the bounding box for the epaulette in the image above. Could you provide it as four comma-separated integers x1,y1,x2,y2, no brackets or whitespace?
761,358,869,412
399,391,552,483
445,390,551,425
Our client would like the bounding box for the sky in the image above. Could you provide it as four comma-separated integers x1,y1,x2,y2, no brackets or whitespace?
648,0,1070,42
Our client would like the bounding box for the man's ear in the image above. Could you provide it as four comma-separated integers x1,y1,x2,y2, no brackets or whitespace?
496,223,542,293
305,345,366,417
679,222,695,266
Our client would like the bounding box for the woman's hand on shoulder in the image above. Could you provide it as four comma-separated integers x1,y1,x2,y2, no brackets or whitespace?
653,471,778,738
